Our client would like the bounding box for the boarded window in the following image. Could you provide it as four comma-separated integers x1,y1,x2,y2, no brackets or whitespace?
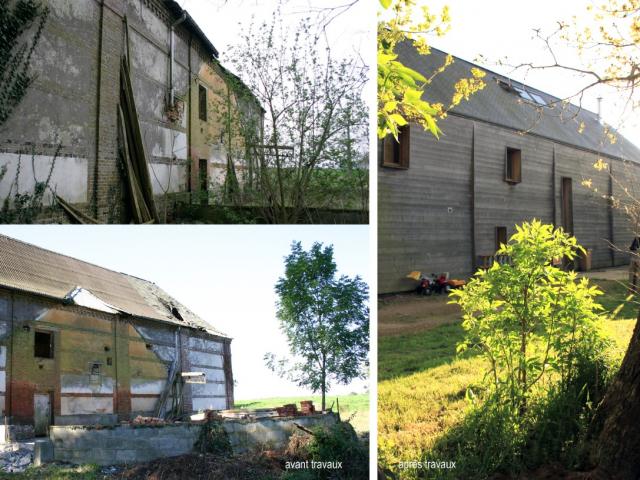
505,147,522,183
198,85,207,122
381,125,410,168
34,331,53,359
496,226,508,252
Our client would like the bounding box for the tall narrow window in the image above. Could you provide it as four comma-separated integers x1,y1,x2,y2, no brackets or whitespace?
34,331,53,359
381,125,410,168
505,147,522,183
496,226,508,252
198,85,207,122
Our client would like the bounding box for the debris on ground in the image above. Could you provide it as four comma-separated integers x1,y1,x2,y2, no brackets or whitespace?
131,415,166,426
118,452,284,480
0,441,33,473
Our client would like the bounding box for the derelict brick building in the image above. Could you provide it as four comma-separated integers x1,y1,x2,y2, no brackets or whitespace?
0,0,262,223
379,44,640,294
0,234,233,436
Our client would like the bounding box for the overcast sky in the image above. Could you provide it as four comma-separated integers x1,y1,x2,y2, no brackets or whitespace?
0,226,369,400
176,0,373,76
404,0,640,148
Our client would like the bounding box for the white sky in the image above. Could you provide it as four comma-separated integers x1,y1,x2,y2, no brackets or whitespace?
176,0,374,76
407,0,640,148
0,226,369,401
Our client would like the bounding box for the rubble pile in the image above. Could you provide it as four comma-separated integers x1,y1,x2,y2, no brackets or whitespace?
0,441,33,473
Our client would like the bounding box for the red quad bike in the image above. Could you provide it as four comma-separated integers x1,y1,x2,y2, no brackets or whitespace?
416,273,450,296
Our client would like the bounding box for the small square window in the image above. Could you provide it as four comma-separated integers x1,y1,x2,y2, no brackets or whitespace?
198,85,207,122
380,125,410,169
34,331,53,359
505,147,522,184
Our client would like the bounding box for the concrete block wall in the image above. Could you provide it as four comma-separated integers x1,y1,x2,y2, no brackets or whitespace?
51,423,200,465
224,413,338,454
50,413,338,465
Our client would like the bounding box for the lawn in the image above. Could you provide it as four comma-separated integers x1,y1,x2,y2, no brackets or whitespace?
0,464,102,480
235,393,369,433
378,279,637,478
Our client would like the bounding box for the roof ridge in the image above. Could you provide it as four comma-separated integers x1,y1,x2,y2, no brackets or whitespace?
0,233,157,287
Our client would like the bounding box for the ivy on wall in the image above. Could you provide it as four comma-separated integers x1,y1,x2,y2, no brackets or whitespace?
0,0,49,126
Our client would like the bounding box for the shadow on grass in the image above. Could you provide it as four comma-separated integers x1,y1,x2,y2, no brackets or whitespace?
594,279,638,320
378,323,478,382
423,365,608,480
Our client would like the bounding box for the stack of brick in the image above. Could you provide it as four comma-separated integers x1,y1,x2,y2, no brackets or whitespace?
300,401,315,415
275,404,298,417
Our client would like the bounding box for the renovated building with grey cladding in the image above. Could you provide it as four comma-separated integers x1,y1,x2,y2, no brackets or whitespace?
379,44,640,294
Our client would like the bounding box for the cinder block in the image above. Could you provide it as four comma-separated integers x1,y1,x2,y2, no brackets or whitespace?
33,438,54,466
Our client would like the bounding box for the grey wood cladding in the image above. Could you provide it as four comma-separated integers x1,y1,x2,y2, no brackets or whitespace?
378,113,639,294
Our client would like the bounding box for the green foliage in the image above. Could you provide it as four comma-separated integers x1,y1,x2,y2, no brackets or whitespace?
377,296,635,479
0,147,58,224
304,422,368,480
0,463,101,480
195,419,232,455
450,220,609,415
429,350,616,479
377,0,485,139
225,8,368,223
266,242,369,409
0,0,48,126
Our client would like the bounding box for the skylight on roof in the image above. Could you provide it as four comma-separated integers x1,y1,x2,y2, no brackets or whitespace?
513,86,546,106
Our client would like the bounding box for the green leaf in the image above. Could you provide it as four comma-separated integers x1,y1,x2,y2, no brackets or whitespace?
379,0,392,9
389,113,407,126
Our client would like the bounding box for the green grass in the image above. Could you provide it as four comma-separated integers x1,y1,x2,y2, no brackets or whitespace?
595,279,638,319
235,393,369,433
0,464,101,480
378,280,637,478
378,323,469,382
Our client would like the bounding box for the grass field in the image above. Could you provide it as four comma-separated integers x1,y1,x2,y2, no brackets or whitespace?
235,393,369,433
378,279,637,477
0,464,102,480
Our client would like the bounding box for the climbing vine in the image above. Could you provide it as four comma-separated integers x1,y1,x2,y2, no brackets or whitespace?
0,0,49,126
0,145,59,224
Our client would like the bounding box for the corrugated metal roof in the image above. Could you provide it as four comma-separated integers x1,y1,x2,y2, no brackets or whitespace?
0,234,229,338
397,42,640,162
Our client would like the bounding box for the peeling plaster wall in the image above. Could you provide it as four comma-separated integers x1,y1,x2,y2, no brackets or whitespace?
0,154,89,206
0,0,249,222
0,288,233,427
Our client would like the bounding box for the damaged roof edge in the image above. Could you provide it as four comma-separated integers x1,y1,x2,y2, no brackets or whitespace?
0,283,231,341
163,0,219,58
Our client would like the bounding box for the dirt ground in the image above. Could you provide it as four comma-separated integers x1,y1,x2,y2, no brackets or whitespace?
378,292,461,337
579,265,628,281
378,266,631,338
118,452,285,480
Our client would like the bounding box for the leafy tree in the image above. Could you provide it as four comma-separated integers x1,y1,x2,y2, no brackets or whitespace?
514,4,640,476
450,221,608,416
223,9,368,223
377,0,485,139
0,0,48,127
266,241,369,410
